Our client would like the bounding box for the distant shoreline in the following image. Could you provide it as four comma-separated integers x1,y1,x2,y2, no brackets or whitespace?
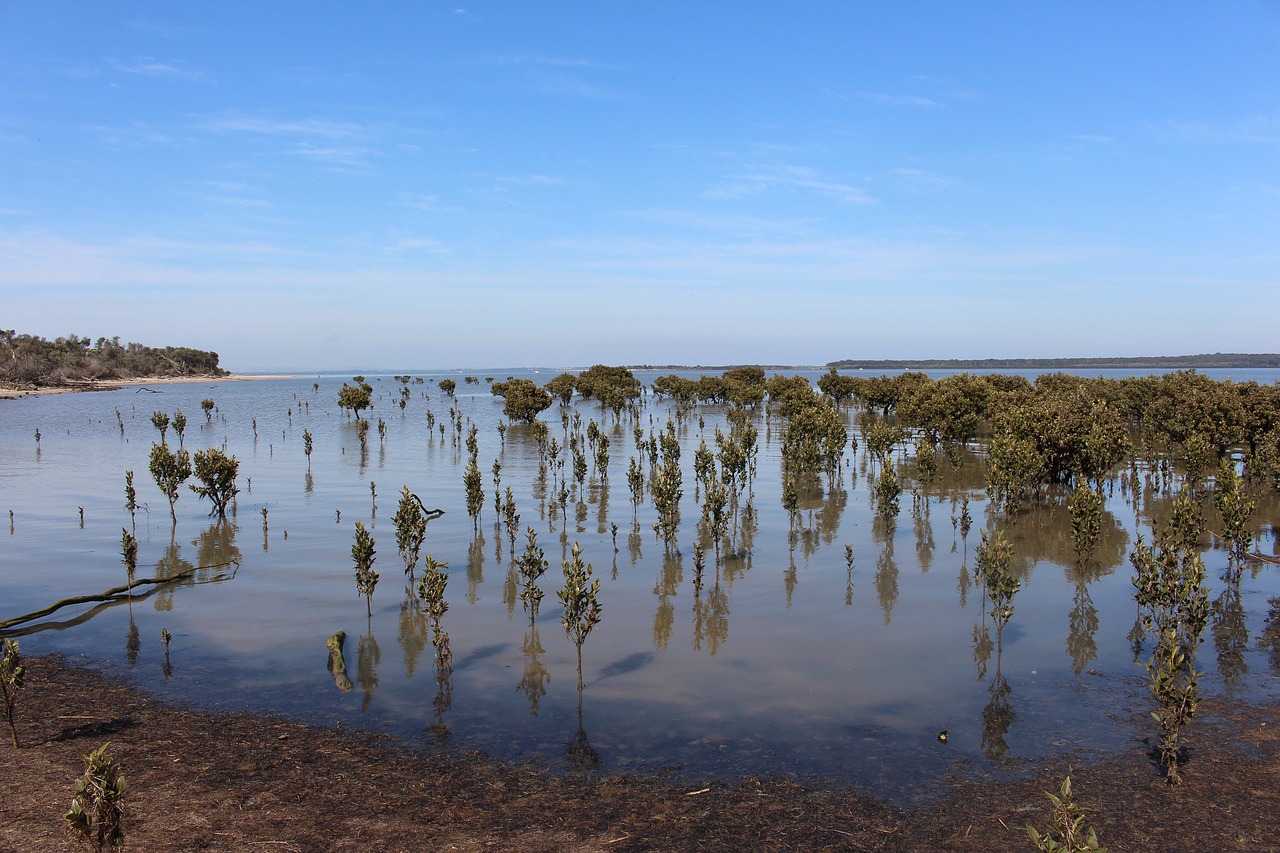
0,373,294,400
825,353,1280,371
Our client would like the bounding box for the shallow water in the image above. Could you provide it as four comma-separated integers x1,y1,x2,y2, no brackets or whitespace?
2,368,1278,805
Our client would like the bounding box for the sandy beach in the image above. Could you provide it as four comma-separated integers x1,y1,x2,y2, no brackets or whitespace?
0,374,295,400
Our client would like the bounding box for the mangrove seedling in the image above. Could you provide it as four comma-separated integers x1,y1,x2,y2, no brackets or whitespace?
189,447,239,518
123,471,137,530
1069,482,1104,561
120,528,138,578
200,397,215,423
148,441,191,522
1130,492,1210,784
1,639,24,747
417,555,452,672
559,542,603,691
353,521,378,616
464,456,484,531
64,742,126,850
172,410,186,446
516,527,549,619
393,486,427,577
303,429,313,468
977,529,1019,631
1026,776,1106,852
149,410,169,442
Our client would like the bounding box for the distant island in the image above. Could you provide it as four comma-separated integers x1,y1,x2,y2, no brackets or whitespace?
825,353,1280,370
0,330,226,389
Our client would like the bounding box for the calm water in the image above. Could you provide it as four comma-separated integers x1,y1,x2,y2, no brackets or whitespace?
2,368,1279,805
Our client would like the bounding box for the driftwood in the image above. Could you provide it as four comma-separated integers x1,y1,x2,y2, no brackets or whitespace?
0,559,239,633
326,631,352,692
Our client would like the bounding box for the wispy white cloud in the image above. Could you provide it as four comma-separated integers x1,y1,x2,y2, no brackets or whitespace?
467,53,627,99
468,54,620,71
707,164,874,205
892,167,957,190
200,115,366,140
1153,115,1280,146
849,90,938,108
108,56,210,82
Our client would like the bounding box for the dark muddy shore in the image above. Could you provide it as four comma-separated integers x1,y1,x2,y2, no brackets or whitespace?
2,655,1278,851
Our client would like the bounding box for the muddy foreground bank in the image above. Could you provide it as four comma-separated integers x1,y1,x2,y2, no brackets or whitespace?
1,655,1278,851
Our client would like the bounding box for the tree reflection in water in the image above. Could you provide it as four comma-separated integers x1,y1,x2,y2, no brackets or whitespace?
517,625,550,716
1212,563,1249,690
357,617,380,713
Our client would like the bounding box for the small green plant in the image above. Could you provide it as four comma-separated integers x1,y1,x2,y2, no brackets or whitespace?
149,410,169,441
148,441,192,522
120,528,138,578
1214,457,1255,561
1026,776,1106,852
303,429,313,467
464,456,484,531
200,397,215,422
1069,482,1104,561
123,471,137,530
559,542,603,691
352,521,378,615
1,639,24,747
515,527,549,618
393,486,427,577
64,742,126,850
875,458,902,520
977,529,1019,630
1131,492,1209,784
189,447,239,518
171,410,186,445
417,555,452,671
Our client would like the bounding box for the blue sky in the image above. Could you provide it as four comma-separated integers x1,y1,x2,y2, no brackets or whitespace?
2,3,1277,371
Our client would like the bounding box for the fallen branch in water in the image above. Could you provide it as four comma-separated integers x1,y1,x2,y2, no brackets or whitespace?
0,559,239,632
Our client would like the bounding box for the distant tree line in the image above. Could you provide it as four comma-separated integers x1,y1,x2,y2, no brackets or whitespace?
827,353,1280,370
0,330,227,387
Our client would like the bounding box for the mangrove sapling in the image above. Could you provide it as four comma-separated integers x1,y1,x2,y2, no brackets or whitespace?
149,410,169,442
200,397,215,423
149,441,191,522
161,628,172,679
492,459,503,516
1026,776,1107,852
172,410,186,446
1213,457,1255,561
417,555,451,672
64,742,126,851
393,486,427,578
356,418,370,454
464,455,484,531
516,528,549,618
1069,482,1104,561
873,459,902,526
559,542,603,692
303,429,313,468
977,530,1019,631
353,521,378,617
627,457,644,520
120,528,138,579
1,639,24,747
189,447,239,518
1130,492,1210,784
